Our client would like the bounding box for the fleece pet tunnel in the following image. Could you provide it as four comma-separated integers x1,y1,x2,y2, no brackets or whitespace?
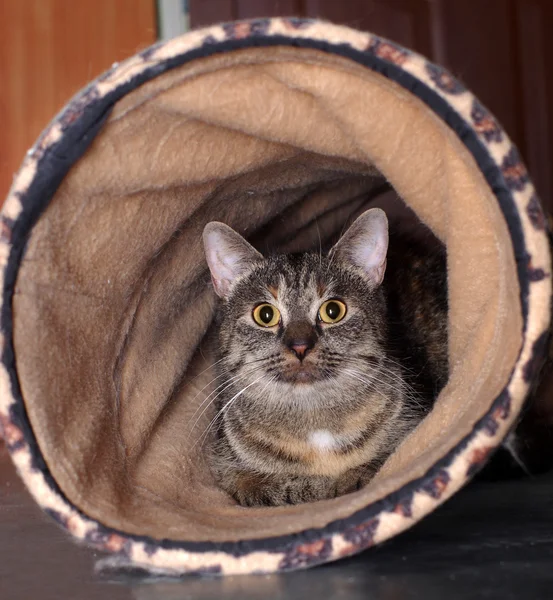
1,18,551,575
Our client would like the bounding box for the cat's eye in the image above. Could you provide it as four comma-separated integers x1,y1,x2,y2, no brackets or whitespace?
252,303,281,327
319,299,347,324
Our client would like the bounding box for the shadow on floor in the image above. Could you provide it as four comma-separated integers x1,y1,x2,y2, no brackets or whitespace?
2,444,553,600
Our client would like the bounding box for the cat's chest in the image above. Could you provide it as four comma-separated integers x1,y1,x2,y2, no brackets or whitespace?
267,427,385,476
308,429,346,452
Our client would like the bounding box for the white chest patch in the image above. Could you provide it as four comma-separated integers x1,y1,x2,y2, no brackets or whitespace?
308,430,340,452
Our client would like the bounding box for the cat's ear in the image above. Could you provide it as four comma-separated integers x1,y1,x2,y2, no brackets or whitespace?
330,208,389,286
203,222,263,298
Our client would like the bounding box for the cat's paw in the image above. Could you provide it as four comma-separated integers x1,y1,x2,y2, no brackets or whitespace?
333,465,377,496
227,472,336,507
220,466,378,507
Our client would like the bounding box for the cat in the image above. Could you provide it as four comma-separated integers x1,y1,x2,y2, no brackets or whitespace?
201,208,448,507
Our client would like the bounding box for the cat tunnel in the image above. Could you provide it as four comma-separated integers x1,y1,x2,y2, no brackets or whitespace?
1,18,551,575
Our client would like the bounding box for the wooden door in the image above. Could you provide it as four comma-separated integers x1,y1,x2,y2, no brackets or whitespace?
0,0,157,200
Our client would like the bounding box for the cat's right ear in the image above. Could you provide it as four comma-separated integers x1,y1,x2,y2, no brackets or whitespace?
203,222,263,298
329,208,389,286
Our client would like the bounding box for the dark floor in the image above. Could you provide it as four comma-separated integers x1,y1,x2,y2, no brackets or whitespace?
2,444,553,600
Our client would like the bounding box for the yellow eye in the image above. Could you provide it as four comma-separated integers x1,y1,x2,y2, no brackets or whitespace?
319,299,347,324
252,303,281,327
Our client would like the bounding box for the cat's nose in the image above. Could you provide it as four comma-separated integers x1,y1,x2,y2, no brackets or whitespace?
289,341,311,360
283,321,318,361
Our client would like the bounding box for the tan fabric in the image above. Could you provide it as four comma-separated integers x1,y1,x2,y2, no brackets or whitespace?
12,46,521,542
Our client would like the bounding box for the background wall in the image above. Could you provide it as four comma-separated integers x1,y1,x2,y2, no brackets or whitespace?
191,0,553,212
2,1,551,211
0,0,156,200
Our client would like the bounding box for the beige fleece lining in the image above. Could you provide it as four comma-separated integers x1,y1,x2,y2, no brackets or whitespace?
12,46,521,541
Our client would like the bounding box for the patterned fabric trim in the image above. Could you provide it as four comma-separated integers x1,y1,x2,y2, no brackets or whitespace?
0,18,550,575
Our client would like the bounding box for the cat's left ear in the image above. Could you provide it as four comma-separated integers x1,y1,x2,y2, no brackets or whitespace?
330,208,389,286
203,222,263,298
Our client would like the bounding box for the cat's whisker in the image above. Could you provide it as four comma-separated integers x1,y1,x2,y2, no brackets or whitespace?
186,372,247,433
343,367,426,411
187,356,273,422
186,368,239,413
330,350,417,399
193,374,268,450
325,248,337,275
363,368,412,389
342,369,391,402
342,351,421,382
347,368,418,400
186,365,267,437
315,218,323,271
345,354,418,380
382,355,416,372
199,374,278,450
187,362,263,413
188,356,228,382
342,357,417,390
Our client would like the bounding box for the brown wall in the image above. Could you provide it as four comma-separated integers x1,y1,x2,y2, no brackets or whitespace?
191,0,553,212
2,2,551,212
0,0,157,200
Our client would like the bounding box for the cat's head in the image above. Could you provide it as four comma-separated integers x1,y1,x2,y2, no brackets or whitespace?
202,209,391,401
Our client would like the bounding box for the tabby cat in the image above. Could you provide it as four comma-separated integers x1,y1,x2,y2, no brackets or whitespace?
202,208,448,506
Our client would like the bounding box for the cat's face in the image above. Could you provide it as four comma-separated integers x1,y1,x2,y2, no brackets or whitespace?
215,253,387,389
203,209,393,407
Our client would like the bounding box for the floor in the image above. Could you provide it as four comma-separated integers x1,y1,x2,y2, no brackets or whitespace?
2,443,553,600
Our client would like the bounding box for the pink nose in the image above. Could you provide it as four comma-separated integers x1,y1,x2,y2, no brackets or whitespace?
290,343,309,359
